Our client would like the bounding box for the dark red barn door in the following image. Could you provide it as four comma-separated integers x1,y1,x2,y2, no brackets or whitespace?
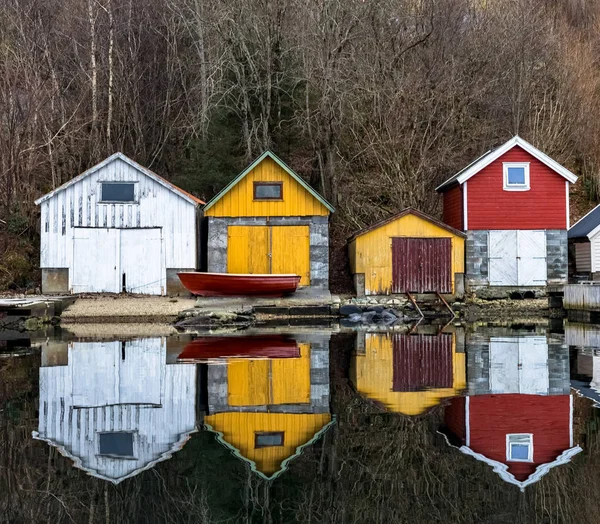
392,334,453,392
391,237,451,293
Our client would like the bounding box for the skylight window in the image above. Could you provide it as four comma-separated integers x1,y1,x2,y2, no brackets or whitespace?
506,433,533,462
503,163,530,191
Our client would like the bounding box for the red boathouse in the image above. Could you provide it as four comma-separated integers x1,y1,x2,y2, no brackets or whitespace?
444,394,581,489
437,136,578,297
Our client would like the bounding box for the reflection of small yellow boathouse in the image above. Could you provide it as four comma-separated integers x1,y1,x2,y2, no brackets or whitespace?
204,337,332,478
350,331,466,415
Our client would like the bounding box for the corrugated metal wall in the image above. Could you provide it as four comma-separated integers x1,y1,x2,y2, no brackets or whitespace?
391,237,452,293
40,157,197,271
392,334,453,391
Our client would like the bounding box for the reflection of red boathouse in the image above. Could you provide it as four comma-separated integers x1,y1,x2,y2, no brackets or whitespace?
444,394,581,489
178,335,300,361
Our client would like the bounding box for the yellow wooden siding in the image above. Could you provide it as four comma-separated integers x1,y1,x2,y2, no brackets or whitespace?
349,213,465,295
227,344,311,407
271,225,310,285
205,157,329,217
205,412,331,476
227,225,310,284
350,333,466,416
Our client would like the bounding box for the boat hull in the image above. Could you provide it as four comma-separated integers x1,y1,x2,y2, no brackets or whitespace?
178,335,300,361
177,272,301,297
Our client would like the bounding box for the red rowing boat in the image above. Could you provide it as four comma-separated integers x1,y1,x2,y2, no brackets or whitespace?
177,334,300,361
177,272,301,297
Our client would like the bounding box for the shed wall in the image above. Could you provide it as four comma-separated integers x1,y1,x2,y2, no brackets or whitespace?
591,233,600,273
465,146,568,230
575,241,592,273
443,185,463,230
205,157,329,217
40,158,197,272
350,214,464,295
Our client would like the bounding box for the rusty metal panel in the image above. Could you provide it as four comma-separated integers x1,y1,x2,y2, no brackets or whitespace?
392,334,453,391
391,237,451,293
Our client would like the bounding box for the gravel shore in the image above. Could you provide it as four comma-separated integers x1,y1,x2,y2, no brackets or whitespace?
61,296,197,323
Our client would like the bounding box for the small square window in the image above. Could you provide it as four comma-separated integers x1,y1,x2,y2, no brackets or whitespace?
101,182,135,203
503,163,530,191
98,431,135,457
255,431,284,448
254,182,283,200
506,434,533,462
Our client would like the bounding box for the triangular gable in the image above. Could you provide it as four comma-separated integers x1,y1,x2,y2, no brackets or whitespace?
348,207,466,243
436,136,578,192
204,415,335,480
34,152,204,206
203,151,335,213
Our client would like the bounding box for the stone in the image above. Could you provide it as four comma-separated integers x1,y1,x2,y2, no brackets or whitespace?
366,305,384,313
347,313,362,323
340,304,362,316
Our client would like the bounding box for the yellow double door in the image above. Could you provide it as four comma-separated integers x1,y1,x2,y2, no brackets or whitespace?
227,225,311,286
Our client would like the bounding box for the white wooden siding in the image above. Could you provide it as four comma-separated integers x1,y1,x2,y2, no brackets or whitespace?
575,242,592,273
591,233,600,273
488,230,547,286
34,338,197,483
40,158,197,273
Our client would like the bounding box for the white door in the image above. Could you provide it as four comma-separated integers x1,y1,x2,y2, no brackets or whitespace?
488,230,547,286
489,336,549,394
517,231,547,286
120,229,164,295
489,231,518,286
72,229,120,293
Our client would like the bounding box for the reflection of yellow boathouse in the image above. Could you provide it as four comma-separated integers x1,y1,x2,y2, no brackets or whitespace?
204,337,333,479
351,331,466,415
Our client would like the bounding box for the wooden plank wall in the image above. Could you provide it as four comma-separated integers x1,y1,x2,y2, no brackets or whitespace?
564,284,600,311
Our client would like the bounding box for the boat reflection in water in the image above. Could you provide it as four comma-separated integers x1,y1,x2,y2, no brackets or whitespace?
350,327,467,415
441,328,582,490
33,337,198,484
200,332,333,479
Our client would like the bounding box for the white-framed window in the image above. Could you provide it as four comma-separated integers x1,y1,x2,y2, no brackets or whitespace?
100,182,136,203
98,431,136,459
506,433,533,462
503,162,530,191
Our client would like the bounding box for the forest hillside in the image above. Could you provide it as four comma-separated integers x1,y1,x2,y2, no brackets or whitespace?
1,0,599,291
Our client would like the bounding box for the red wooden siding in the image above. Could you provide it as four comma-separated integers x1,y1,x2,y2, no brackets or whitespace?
392,334,453,391
443,185,463,230
466,146,567,230
467,394,571,481
391,237,452,293
444,397,466,442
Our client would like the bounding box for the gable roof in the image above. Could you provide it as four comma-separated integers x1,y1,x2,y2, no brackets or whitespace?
34,152,204,206
568,203,600,239
436,136,578,192
348,207,466,243
203,150,335,213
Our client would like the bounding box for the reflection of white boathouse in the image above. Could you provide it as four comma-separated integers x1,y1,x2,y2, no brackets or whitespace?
33,338,197,483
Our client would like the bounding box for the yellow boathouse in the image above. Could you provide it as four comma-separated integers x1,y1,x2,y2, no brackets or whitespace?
348,208,466,297
351,331,466,416
204,335,333,479
203,152,334,289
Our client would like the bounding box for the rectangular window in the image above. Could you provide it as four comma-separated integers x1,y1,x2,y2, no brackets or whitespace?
506,434,533,462
98,431,135,457
254,182,283,200
255,431,284,448
101,182,135,203
503,163,530,191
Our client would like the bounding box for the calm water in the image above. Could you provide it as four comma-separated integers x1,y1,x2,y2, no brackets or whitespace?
2,321,600,523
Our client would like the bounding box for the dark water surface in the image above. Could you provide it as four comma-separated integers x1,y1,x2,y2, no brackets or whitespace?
2,321,600,523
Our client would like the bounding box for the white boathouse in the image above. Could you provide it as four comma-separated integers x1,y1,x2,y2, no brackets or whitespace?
35,153,204,295
33,337,197,483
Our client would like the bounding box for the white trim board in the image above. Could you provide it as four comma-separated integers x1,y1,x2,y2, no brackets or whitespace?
436,136,578,191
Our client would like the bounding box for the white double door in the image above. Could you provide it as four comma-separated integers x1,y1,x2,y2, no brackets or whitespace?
72,228,164,294
489,336,549,394
489,230,547,286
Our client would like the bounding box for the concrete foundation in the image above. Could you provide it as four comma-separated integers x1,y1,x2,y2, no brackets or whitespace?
206,216,330,289
41,268,69,294
166,268,194,296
